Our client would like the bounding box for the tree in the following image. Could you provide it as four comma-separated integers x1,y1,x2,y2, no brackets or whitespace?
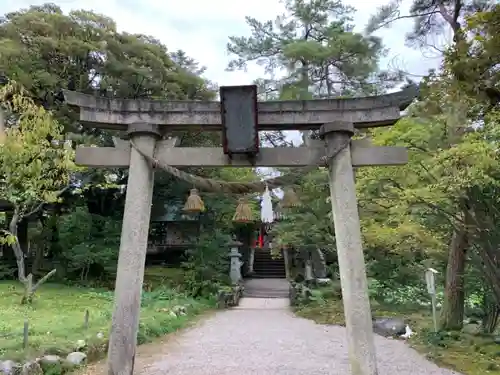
0,2,218,240
273,169,333,249
0,4,215,131
0,82,78,303
227,0,401,99
355,91,500,330
366,0,499,103
366,0,500,330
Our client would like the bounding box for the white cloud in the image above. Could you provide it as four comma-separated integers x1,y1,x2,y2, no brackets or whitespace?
1,0,443,86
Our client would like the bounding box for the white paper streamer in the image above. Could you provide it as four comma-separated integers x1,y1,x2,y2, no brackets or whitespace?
260,185,274,223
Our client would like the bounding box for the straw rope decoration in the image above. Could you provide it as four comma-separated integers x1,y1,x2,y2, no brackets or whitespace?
129,139,350,195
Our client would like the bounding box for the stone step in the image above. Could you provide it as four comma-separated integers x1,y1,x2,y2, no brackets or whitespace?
254,265,286,270
253,271,286,275
253,256,283,261
244,290,289,294
253,252,281,257
254,260,283,265
254,252,282,257
253,267,285,272
235,298,290,308
243,292,289,298
253,268,286,272
254,259,285,264
243,278,290,299
250,274,286,279
254,264,285,268
243,295,289,299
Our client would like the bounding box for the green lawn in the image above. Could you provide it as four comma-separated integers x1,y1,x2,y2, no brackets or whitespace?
0,281,212,361
295,298,500,375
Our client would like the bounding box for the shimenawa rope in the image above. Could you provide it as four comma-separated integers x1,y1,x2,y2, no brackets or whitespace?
129,140,349,194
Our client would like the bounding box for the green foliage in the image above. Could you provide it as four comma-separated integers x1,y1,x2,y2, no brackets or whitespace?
56,207,122,282
0,4,215,106
272,169,333,248
0,259,17,280
0,84,77,219
0,83,78,296
143,267,187,290
0,3,239,291
227,0,401,99
181,230,232,298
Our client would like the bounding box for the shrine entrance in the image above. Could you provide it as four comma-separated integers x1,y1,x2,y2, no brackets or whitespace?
64,85,417,375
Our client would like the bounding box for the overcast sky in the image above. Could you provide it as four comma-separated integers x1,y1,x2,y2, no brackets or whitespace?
1,0,447,149
1,0,445,87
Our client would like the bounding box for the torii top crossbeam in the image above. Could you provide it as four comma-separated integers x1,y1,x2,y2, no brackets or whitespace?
63,87,417,131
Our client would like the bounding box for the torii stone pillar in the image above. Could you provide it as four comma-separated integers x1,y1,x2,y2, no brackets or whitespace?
320,121,377,375
107,123,159,375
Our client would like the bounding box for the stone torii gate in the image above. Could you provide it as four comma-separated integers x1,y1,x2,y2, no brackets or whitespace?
64,86,417,375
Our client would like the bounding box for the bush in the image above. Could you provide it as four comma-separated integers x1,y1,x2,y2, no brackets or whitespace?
182,230,231,298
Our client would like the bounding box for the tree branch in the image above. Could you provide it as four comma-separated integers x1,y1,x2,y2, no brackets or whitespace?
24,173,93,219
31,269,57,292
369,11,440,33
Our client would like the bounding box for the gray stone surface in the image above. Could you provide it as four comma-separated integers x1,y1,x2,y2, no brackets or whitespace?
0,360,19,375
322,125,377,373
21,361,43,375
243,278,289,298
39,355,61,365
63,87,417,131
138,299,461,375
311,248,327,278
372,317,407,337
66,352,87,366
75,139,408,168
229,246,243,284
107,128,159,375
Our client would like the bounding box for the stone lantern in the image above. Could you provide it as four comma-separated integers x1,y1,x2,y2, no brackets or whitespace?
228,236,243,284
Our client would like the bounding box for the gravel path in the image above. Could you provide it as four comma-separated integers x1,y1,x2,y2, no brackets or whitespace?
138,298,462,375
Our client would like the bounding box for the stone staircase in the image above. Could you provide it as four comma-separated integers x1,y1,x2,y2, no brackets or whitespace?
252,249,286,279
243,278,289,299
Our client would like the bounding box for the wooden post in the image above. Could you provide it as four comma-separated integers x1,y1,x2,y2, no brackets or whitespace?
0,107,5,144
107,123,160,375
425,268,439,332
23,320,29,351
320,122,378,375
282,248,291,279
304,259,313,281
84,309,89,330
248,247,255,274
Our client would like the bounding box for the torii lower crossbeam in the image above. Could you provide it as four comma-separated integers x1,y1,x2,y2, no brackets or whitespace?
76,139,407,168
